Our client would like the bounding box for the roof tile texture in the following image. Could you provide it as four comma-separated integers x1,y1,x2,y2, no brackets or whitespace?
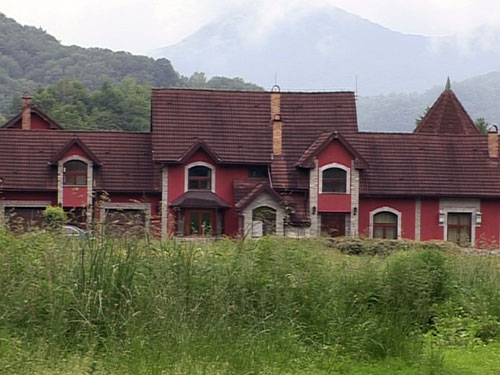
0,130,156,192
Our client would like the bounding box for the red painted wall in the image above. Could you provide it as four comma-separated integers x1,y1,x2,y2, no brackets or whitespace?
10,113,53,130
0,191,56,205
63,187,87,207
316,140,353,213
167,149,250,236
477,200,500,249
62,145,89,160
359,198,416,239
419,199,442,241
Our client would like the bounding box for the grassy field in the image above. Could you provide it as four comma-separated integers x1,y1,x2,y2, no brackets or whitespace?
1,231,500,374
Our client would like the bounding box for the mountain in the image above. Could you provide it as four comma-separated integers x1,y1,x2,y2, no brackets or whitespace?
358,72,500,132
0,13,261,116
153,6,500,95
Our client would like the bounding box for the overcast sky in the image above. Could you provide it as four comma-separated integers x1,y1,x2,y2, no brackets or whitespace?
2,0,500,55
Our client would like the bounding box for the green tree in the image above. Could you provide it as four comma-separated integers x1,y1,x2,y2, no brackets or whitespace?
475,117,489,134
415,106,431,127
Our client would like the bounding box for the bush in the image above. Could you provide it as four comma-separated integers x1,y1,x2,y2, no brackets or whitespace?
43,205,65,230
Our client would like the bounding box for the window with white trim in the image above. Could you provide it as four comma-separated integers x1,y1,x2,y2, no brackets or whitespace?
188,166,211,190
319,163,350,194
185,162,216,192
63,160,87,186
373,212,398,239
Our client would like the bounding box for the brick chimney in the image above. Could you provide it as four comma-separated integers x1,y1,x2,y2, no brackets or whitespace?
21,96,32,130
488,124,499,158
271,86,282,155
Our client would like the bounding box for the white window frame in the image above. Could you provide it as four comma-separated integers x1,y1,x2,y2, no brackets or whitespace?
319,162,350,194
184,161,216,193
442,208,477,245
369,206,402,239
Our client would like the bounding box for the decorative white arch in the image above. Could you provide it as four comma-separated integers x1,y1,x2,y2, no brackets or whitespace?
369,206,402,239
319,162,350,194
184,161,216,193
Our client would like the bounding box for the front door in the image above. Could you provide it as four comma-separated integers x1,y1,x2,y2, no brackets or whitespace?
321,214,346,237
185,209,215,236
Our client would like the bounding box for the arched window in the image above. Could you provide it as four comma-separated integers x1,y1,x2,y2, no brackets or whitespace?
188,165,212,190
252,206,276,237
322,167,347,193
63,160,87,186
373,211,398,239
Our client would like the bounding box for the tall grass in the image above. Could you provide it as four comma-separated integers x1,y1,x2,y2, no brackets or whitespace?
0,231,500,374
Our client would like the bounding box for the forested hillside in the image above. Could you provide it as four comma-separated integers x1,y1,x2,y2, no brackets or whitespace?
0,12,261,127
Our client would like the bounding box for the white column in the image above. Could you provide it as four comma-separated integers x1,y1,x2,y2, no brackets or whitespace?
161,166,169,240
350,160,359,237
309,159,319,236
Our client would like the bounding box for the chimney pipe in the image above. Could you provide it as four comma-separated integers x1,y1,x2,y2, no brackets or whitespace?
21,96,32,130
271,86,282,155
488,124,498,158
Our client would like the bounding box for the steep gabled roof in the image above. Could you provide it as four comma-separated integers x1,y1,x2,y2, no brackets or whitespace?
234,180,283,211
296,131,368,169
414,87,480,135
49,137,102,166
1,106,63,129
176,139,222,164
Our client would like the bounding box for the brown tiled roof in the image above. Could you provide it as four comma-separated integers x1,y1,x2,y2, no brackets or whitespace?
151,89,272,164
233,178,269,207
274,91,358,189
233,180,282,210
151,89,359,191
170,191,231,208
296,131,368,169
346,132,500,197
1,107,63,130
0,130,156,192
49,137,102,166
414,89,480,135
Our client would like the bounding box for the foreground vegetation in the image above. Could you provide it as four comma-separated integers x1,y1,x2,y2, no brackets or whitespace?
1,232,500,374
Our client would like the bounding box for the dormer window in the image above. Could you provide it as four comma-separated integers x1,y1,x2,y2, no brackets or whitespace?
322,168,346,193
188,166,212,190
63,160,87,186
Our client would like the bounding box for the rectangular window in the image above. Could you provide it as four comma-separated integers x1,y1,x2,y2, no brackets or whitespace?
249,166,268,178
447,213,471,246
185,210,214,236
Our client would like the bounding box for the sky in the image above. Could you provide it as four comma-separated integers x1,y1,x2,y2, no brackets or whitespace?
2,0,500,55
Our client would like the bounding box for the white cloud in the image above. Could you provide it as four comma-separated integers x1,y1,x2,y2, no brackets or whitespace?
2,0,500,54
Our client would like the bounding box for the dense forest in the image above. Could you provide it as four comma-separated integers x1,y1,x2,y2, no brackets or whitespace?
0,12,261,128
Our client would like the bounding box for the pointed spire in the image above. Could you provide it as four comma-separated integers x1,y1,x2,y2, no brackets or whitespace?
445,76,451,90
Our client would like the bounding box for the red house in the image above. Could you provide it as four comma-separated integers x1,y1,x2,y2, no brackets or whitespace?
1,84,499,248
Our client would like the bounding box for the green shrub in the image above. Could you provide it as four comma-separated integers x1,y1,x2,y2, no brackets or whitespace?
43,205,65,230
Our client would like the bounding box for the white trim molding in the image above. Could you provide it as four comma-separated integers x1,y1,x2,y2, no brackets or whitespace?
439,198,480,244
369,206,402,239
319,162,351,194
184,161,216,193
161,166,169,240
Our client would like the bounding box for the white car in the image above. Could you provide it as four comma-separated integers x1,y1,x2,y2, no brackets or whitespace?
63,225,88,237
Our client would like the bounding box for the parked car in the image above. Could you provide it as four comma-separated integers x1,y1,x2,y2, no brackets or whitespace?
63,225,88,237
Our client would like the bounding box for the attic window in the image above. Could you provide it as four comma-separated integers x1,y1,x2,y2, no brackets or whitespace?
249,165,268,178
63,160,87,186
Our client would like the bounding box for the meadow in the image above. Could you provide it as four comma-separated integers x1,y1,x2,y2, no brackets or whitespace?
1,231,500,374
